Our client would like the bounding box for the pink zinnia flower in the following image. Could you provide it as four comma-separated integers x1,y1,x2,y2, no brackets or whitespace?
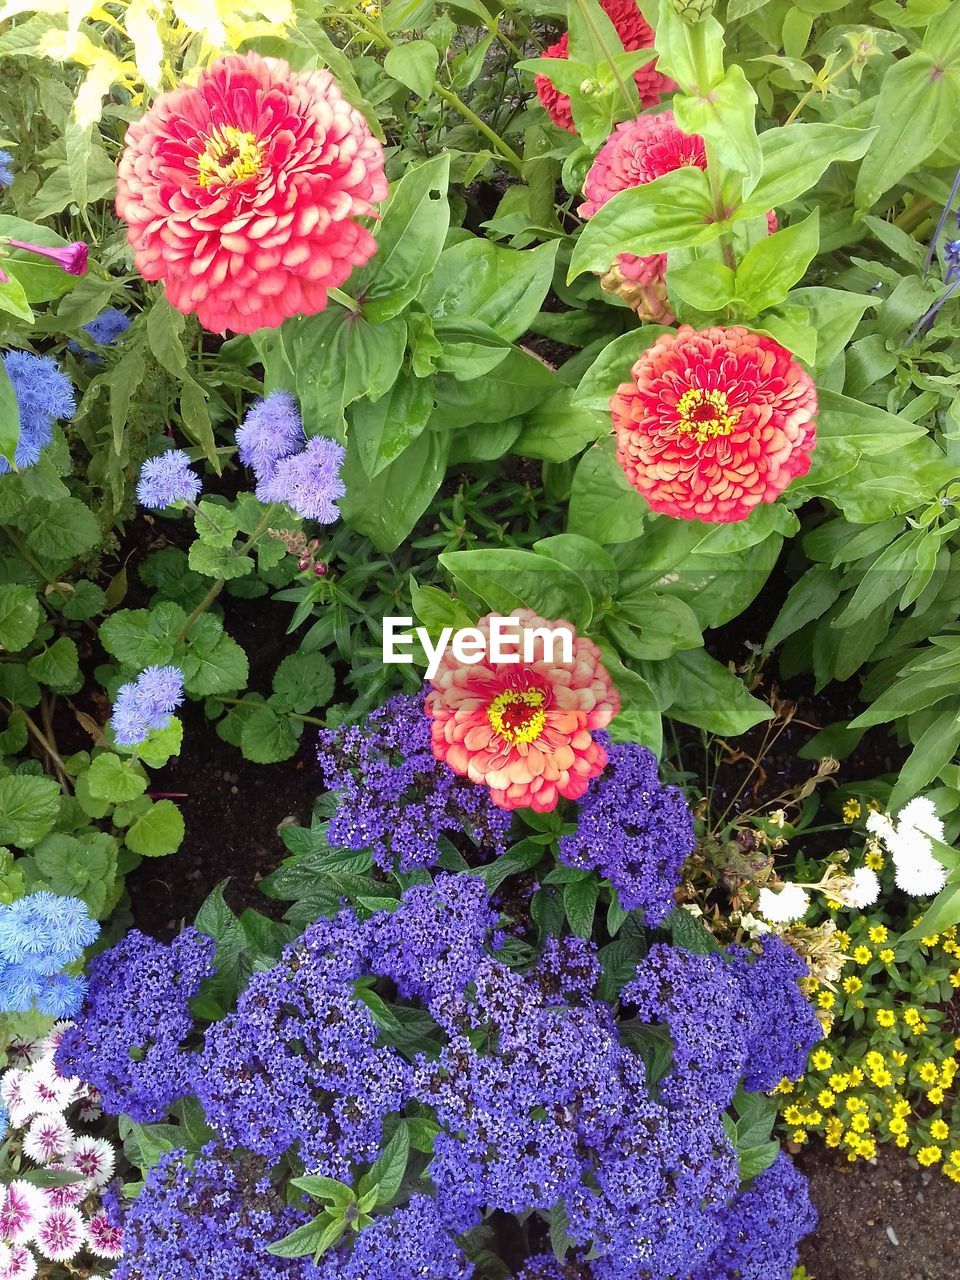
115,52,387,334
425,609,620,812
609,325,818,523
86,1212,123,1259
0,1180,44,1243
579,112,776,321
535,0,674,133
34,1206,85,1263
6,239,88,275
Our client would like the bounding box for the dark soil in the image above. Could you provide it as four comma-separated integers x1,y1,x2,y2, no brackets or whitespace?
798,1145,960,1279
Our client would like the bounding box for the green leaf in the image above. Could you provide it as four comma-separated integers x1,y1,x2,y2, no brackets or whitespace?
534,533,618,604
289,1176,355,1209
429,347,556,430
0,774,60,848
99,603,185,668
569,166,718,280
433,317,511,380
855,50,960,210
0,273,35,324
130,717,184,769
889,710,960,812
600,645,663,755
440,547,593,629
266,1212,344,1260
900,882,960,944
272,652,335,714
667,904,720,954
738,123,874,218
32,830,118,918
734,210,819,316
675,65,762,185
564,876,600,938
340,428,450,552
0,359,22,467
515,388,607,462
419,238,559,341
357,1119,410,1206
567,444,648,545
240,705,299,764
353,153,451,323
188,540,254,580
665,649,773,734
350,372,435,479
181,616,248,696
384,39,440,97
125,799,185,857
0,584,40,651
814,390,928,455
146,294,188,378
27,637,79,692
86,753,148,802
24,496,100,562
573,327,671,411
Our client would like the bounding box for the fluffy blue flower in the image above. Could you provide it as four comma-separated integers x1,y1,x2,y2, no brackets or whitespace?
83,307,131,346
0,351,75,474
0,892,98,1018
256,433,346,522
235,389,303,480
0,151,13,187
136,449,201,509
110,664,184,745
558,737,694,924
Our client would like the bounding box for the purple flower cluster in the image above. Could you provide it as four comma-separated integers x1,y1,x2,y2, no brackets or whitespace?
55,928,215,1122
558,739,694,923
0,892,99,1018
622,936,821,1110
136,450,201,510
313,1195,476,1280
317,692,511,872
0,150,13,187
195,911,408,1177
0,351,75,474
110,664,185,745
689,1153,818,1280
236,390,345,523
112,1145,310,1280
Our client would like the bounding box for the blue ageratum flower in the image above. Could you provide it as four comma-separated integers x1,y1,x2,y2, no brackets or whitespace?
235,389,304,481
0,892,99,1018
0,351,76,474
111,664,185,745
69,306,132,360
136,450,201,509
257,434,346,522
0,150,14,188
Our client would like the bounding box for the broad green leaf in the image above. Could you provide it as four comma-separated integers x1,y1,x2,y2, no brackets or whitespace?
534,533,619,603
0,774,60,848
569,166,719,280
24,496,100,562
267,1212,343,1260
433,317,512,380
567,443,648,545
357,1120,410,1206
564,875,600,938
899,882,960,944
350,373,435,479
514,388,607,462
181,617,248,695
289,1176,355,1209
665,649,773,734
271,652,335,714
86,753,148,803
738,123,874,218
125,799,185,857
429,347,557,430
600,644,663,754
99,603,185,668
419,238,559,341
27,636,80,692
146,295,187,378
0,584,40,651
340,427,450,552
384,39,439,97
889,710,960,812
573,327,671,410
0,359,22,466
0,273,33,323
32,830,118,918
353,153,451,322
439,547,594,629
734,210,819,316
240,705,299,764
675,65,762,185
815,390,928,455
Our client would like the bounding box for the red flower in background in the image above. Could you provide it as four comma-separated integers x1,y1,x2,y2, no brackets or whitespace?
609,325,818,523
579,112,776,323
535,0,674,133
425,609,620,813
116,53,387,334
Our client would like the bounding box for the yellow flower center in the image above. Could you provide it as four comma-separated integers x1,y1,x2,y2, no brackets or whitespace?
675,387,740,442
487,688,547,745
196,125,264,190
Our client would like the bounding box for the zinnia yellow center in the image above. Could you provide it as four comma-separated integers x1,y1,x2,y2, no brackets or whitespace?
196,126,264,190
488,688,547,745
675,388,740,442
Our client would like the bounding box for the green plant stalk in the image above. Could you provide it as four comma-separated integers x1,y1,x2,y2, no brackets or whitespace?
213,694,327,728
571,0,638,117
348,12,524,172
2,527,58,590
175,504,279,644
685,20,737,272
3,698,73,785
783,52,857,127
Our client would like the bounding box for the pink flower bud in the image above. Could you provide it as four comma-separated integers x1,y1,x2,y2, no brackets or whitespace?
7,238,88,275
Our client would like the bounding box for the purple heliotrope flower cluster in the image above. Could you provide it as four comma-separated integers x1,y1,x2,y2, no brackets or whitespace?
62,874,819,1280
558,738,694,923
56,927,215,1122
236,389,345,523
0,351,75,474
317,691,512,872
110,664,185,745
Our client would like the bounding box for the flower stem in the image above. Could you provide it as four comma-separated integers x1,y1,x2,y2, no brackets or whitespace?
686,20,737,272
783,52,857,127
328,287,361,314
175,504,279,644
